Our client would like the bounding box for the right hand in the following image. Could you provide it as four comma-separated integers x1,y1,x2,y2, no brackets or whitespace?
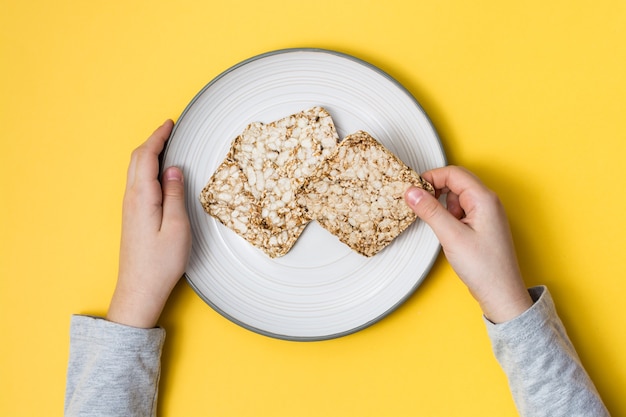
405,166,533,323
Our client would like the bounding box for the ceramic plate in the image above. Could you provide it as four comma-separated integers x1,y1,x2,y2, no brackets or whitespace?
162,49,446,340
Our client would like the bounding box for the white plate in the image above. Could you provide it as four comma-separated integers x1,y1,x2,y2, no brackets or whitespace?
163,49,446,340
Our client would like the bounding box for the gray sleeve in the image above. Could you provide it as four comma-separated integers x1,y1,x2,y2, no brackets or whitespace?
485,286,609,417
64,315,166,417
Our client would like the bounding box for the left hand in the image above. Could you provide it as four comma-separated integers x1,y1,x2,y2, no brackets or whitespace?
107,120,192,328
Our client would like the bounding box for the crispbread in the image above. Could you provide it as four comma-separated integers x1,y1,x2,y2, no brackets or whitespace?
199,107,339,258
300,130,434,257
199,160,304,258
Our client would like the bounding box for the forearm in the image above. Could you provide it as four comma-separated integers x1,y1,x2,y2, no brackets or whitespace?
486,286,609,417
65,315,165,417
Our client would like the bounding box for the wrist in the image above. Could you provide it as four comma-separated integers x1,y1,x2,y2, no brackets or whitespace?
479,288,534,324
106,287,166,328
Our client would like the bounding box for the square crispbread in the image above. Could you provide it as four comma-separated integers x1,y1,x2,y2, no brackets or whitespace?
299,130,434,257
199,107,340,258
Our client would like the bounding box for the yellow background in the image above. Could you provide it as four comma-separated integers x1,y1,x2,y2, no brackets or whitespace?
1,1,625,416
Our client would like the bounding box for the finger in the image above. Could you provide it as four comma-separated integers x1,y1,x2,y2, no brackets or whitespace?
404,186,466,247
134,119,174,183
127,120,175,188
160,166,188,231
446,192,465,220
420,165,491,216
420,166,484,195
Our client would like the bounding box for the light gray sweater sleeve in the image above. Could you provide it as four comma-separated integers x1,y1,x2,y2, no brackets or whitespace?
64,315,165,417
485,286,609,417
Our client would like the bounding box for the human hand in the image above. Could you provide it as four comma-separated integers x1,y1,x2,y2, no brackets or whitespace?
405,166,532,323
107,120,192,328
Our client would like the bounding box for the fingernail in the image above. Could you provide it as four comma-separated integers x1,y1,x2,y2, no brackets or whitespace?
405,187,424,207
164,167,183,182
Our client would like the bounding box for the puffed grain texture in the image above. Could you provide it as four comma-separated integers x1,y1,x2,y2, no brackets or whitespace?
200,107,339,257
300,131,434,257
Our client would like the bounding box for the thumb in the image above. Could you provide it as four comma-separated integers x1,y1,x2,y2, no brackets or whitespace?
161,166,188,226
404,186,464,247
